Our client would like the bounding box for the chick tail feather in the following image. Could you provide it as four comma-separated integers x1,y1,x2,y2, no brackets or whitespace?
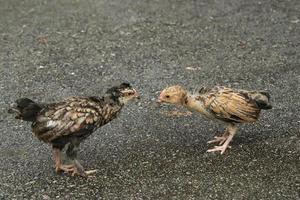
8,98,42,121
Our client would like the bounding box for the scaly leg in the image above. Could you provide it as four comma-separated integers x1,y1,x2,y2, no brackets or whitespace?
53,147,74,173
65,141,97,177
207,124,237,154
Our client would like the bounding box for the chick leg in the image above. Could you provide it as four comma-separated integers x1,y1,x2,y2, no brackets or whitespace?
207,124,237,154
207,129,230,145
65,142,97,177
53,147,74,173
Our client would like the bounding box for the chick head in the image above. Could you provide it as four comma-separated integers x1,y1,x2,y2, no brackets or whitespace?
106,82,139,104
158,85,187,105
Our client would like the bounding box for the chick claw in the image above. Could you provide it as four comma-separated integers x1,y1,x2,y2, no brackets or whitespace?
71,168,97,178
207,136,228,145
55,164,75,173
207,145,232,154
56,164,97,177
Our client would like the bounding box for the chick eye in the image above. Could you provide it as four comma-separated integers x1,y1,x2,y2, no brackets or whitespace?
165,95,170,98
127,92,134,95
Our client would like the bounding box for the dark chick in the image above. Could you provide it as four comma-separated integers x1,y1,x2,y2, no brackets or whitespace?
8,83,139,177
158,85,272,154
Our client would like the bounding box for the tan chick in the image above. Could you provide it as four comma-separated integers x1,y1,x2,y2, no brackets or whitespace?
158,85,272,154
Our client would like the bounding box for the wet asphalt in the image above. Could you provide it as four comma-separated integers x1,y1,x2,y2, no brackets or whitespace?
0,0,299,199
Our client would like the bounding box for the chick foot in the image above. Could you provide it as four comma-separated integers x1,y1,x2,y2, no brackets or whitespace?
207,136,227,145
207,144,231,154
70,167,97,177
56,162,97,177
207,131,234,154
55,164,75,173
207,131,229,145
69,160,97,177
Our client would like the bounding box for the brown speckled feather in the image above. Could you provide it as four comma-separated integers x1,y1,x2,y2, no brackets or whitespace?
8,83,138,176
195,86,264,123
32,96,122,143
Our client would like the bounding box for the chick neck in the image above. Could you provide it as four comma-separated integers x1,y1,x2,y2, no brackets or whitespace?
182,92,195,107
104,93,124,106
181,92,210,117
118,96,132,105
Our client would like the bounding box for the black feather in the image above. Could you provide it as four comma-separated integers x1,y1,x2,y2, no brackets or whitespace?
120,82,132,89
8,98,42,121
256,100,272,110
259,91,270,99
256,92,272,110
106,87,121,100
105,83,132,100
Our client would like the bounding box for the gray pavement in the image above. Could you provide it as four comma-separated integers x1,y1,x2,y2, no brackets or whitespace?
0,0,299,199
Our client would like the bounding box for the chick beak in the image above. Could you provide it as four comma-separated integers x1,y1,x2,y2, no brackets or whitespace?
156,92,164,103
133,89,140,99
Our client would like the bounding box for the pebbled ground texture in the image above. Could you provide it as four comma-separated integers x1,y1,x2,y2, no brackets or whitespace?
0,0,299,199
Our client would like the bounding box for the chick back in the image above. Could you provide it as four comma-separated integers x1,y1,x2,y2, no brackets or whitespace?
196,86,272,123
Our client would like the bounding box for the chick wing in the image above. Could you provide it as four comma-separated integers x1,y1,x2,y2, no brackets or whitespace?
32,97,105,143
201,87,261,123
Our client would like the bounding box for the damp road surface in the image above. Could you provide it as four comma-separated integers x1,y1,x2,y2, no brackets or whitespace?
0,0,299,199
